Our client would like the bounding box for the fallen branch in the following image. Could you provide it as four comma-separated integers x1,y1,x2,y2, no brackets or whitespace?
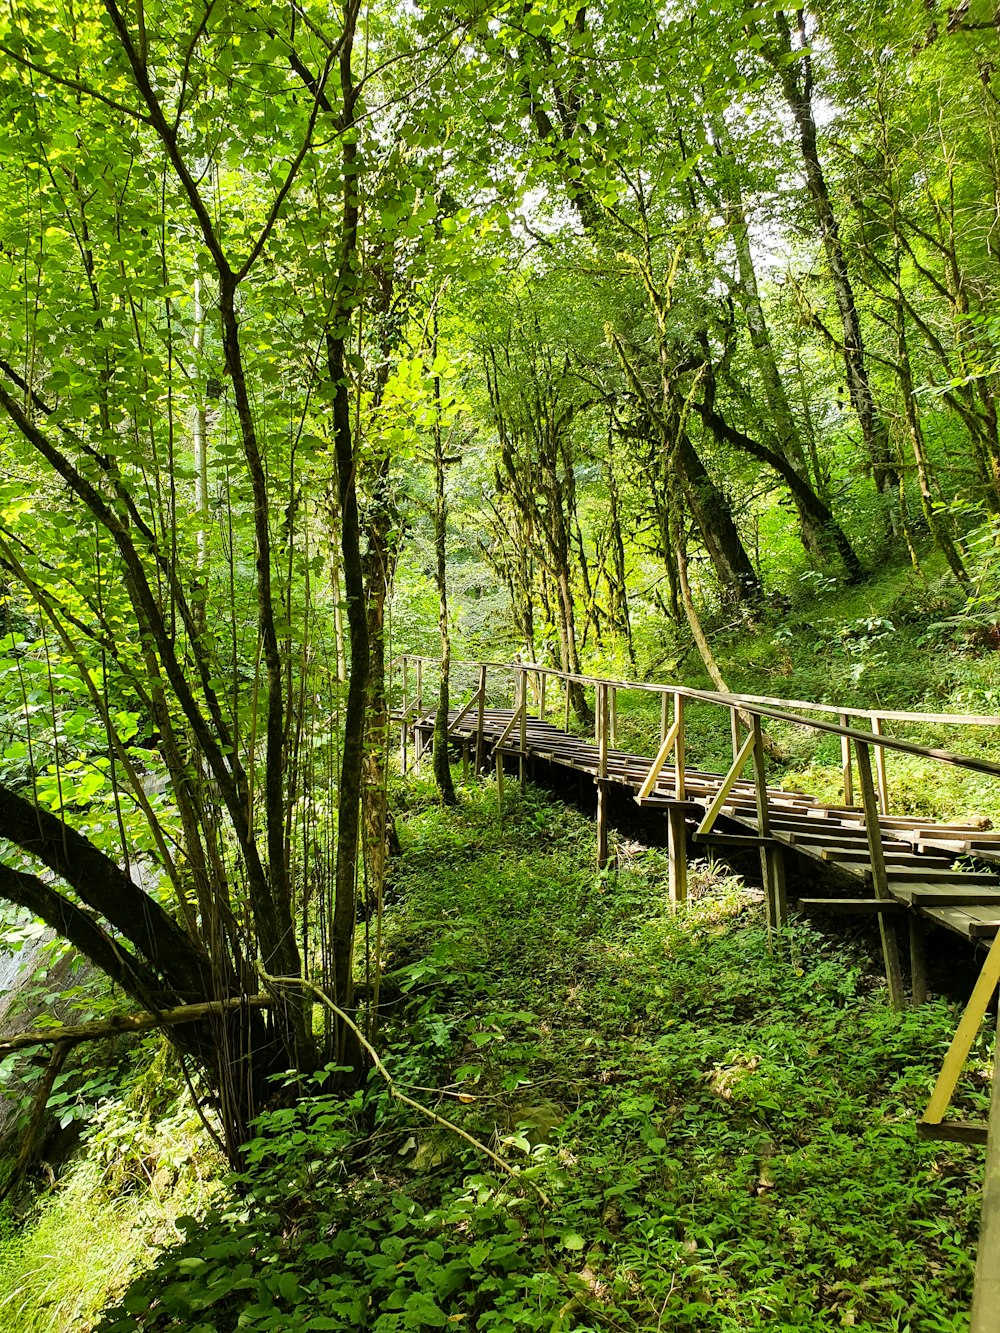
0,994,274,1056
259,969,551,1207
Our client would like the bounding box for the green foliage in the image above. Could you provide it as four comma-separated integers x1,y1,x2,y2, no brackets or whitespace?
87,782,981,1332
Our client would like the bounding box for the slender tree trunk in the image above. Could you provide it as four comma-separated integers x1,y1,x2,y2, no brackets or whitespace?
605,425,636,667
893,280,970,587
767,12,899,521
431,325,457,804
327,12,367,1038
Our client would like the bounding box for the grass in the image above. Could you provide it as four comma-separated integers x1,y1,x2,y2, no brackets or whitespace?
94,776,986,1332
0,1042,224,1333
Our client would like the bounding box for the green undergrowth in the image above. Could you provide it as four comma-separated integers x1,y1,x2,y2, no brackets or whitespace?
90,779,983,1332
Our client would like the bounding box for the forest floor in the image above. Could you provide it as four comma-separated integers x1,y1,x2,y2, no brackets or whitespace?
0,777,990,1332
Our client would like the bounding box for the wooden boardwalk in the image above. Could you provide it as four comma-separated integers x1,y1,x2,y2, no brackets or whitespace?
414,704,1000,949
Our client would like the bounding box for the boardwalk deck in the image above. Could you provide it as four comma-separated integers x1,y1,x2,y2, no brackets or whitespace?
412,705,1000,945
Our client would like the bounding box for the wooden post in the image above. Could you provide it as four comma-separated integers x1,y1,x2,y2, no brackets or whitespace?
475,665,486,774
971,1012,1000,1333
538,670,546,722
660,691,670,743
730,706,741,761
839,713,853,806
564,677,571,733
674,693,686,802
495,750,505,807
909,915,928,1007
401,658,409,773
596,683,610,870
873,715,889,814
609,686,617,749
855,738,906,1010
415,660,424,773
517,668,527,788
667,806,687,907
753,715,787,931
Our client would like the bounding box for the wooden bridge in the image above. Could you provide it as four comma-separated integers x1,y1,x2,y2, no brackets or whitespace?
398,656,1000,1325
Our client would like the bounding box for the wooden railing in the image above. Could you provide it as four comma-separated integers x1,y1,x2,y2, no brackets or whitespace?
395,653,1000,800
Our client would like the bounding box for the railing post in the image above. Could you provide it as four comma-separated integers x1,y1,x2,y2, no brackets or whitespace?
475,664,486,774
730,706,741,761
415,659,424,773
668,690,688,905
517,666,527,788
609,686,617,749
752,715,786,932
660,690,670,744
839,712,853,806
596,682,610,869
873,715,889,814
971,1010,1000,1330
674,692,685,802
401,657,409,774
538,669,546,722
855,738,906,1010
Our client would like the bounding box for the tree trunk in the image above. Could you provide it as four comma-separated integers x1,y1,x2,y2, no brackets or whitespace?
768,12,899,517
431,325,457,805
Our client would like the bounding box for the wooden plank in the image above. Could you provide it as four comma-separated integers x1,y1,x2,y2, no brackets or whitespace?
818,849,953,867
920,906,997,940
907,890,1000,907
692,832,780,848
633,797,704,813
475,665,487,773
753,714,787,931
696,730,757,837
918,1120,989,1146
667,805,687,906
674,693,686,802
910,914,928,1006
796,897,905,914
636,717,682,800
876,818,993,833
886,869,1000,883
873,714,889,813
597,779,610,870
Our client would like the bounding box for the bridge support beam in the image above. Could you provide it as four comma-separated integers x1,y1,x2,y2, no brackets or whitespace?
667,806,687,906
596,781,610,871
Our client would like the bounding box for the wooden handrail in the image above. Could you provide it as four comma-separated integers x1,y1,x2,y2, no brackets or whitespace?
393,655,1000,776
395,656,1000,727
